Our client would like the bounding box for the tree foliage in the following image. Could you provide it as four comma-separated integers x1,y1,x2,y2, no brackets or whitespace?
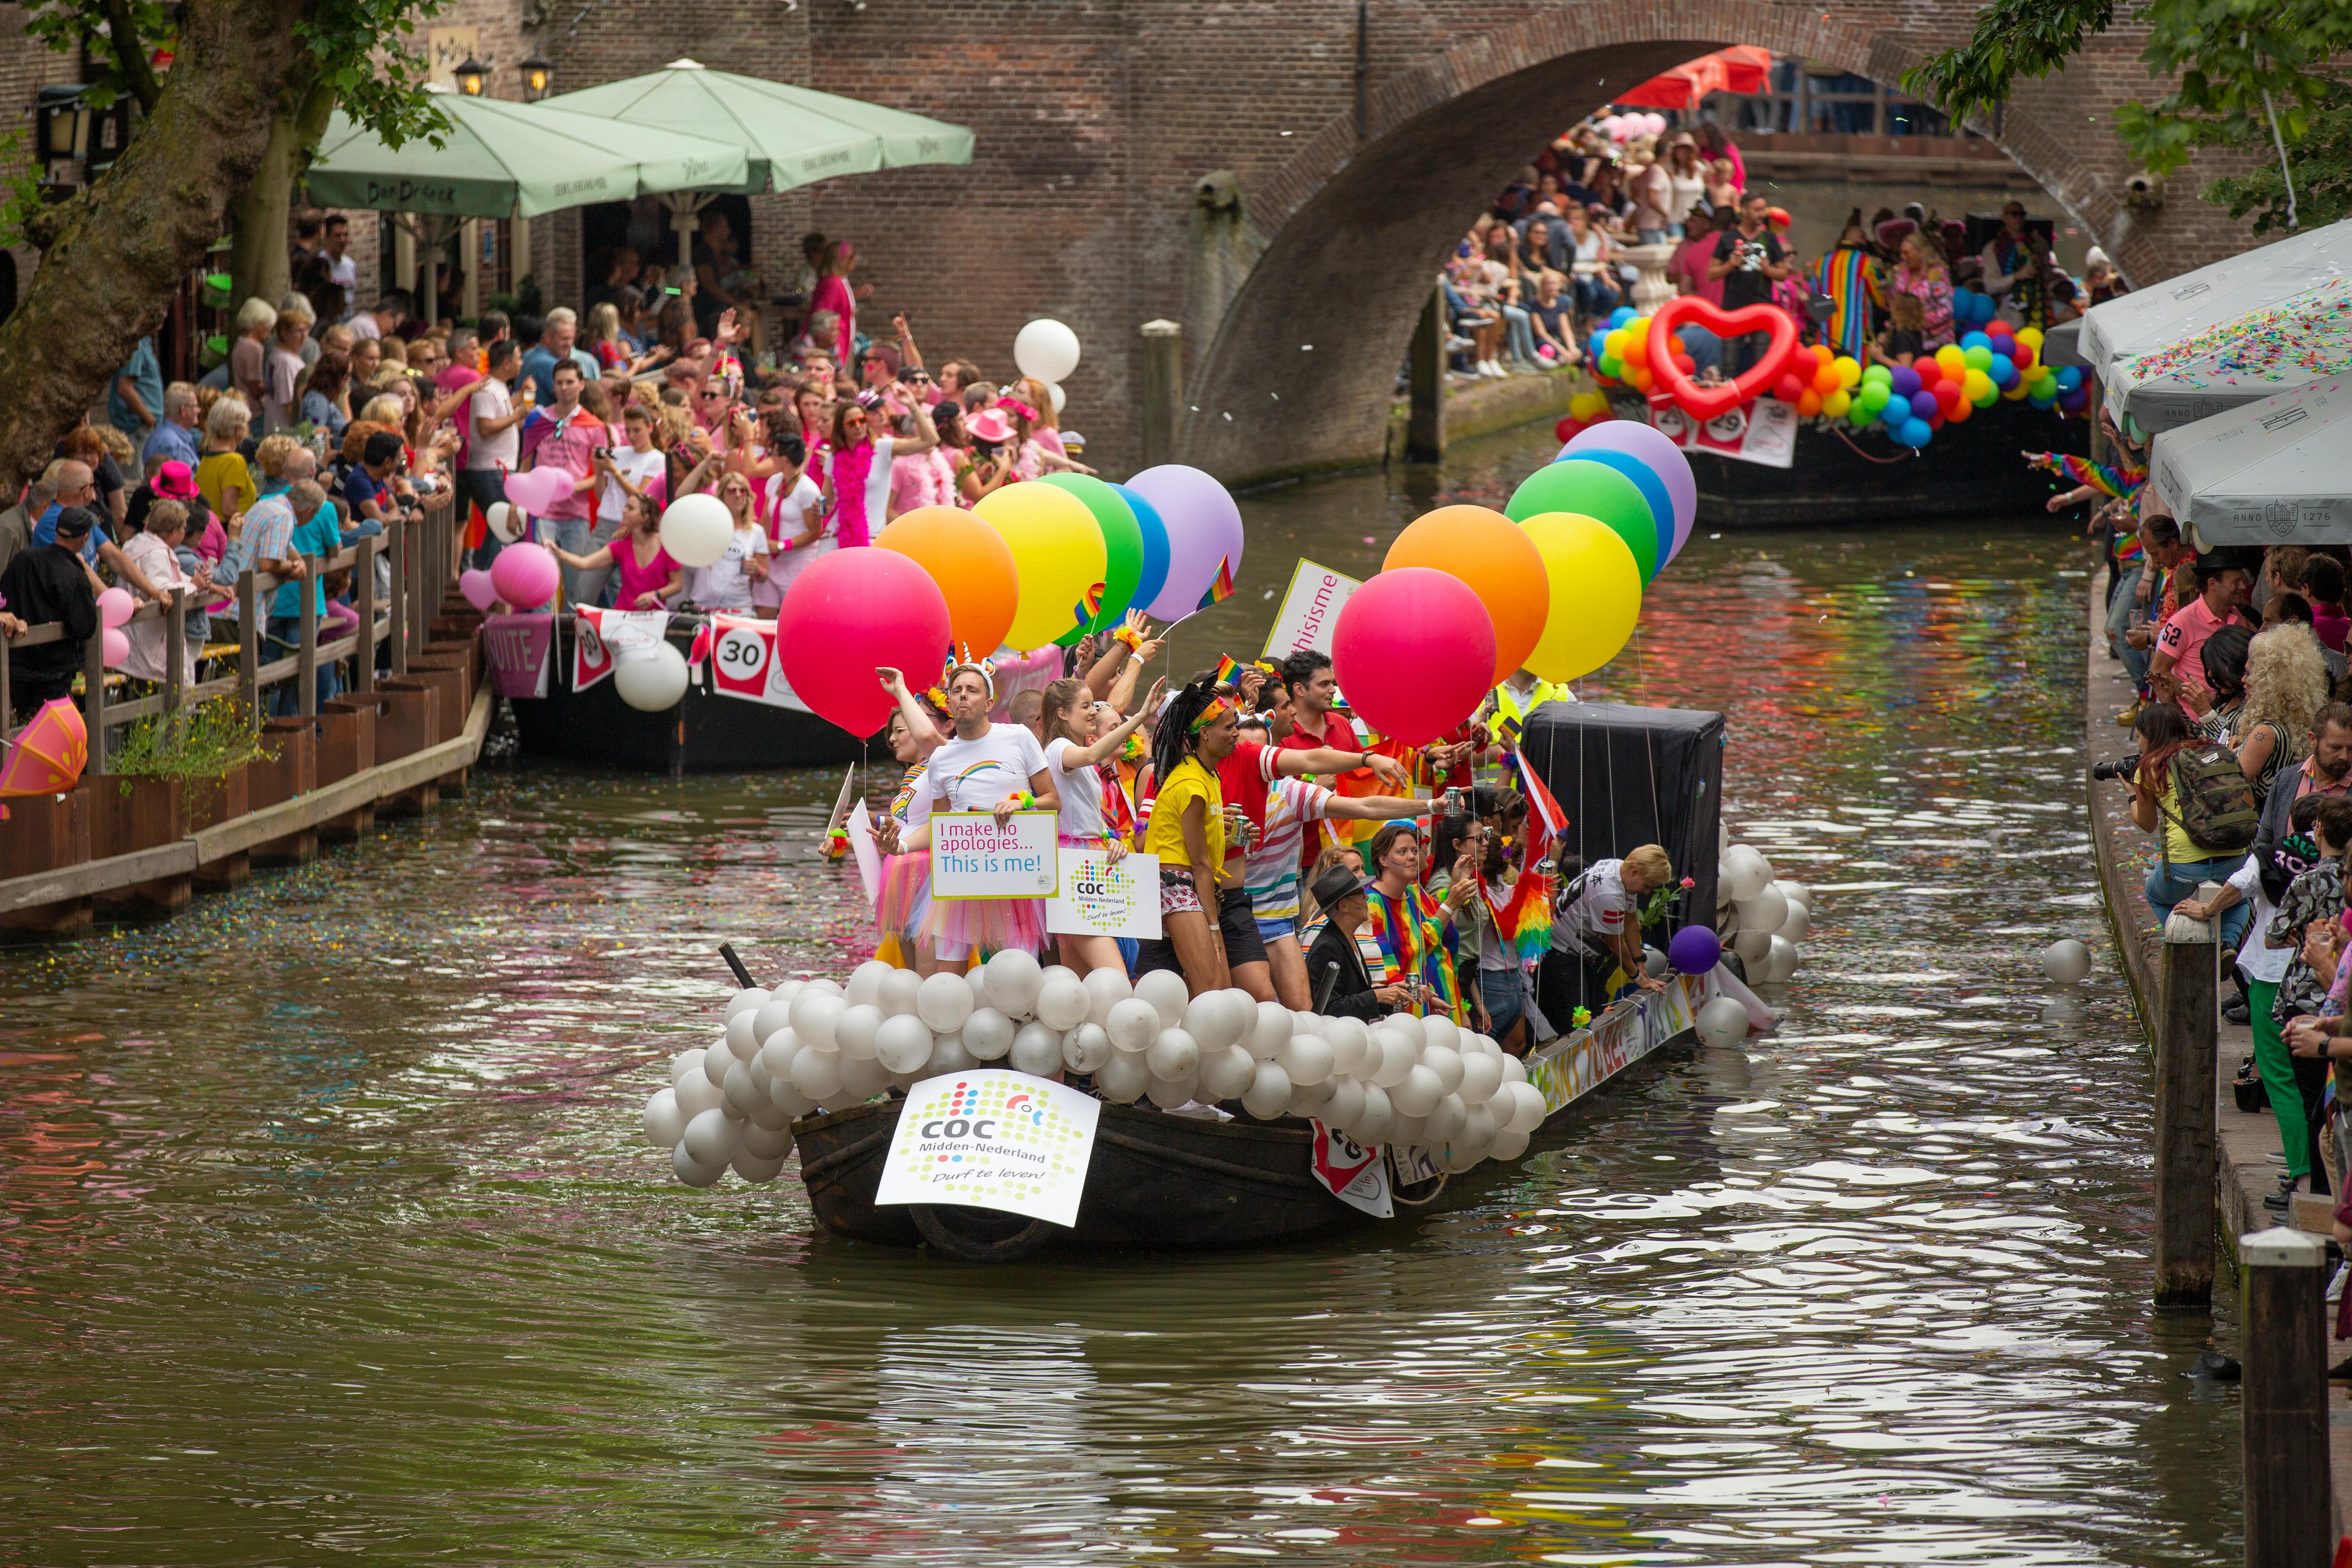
1904,0,2352,236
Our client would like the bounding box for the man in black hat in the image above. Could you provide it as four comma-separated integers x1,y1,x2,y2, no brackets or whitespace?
0,504,101,718
2150,546,2255,707
1303,863,1414,1021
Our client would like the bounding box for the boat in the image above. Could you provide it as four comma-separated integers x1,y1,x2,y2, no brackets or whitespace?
788,970,1715,1261
508,622,869,774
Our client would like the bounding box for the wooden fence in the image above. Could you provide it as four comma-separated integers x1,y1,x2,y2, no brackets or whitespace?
2,488,458,764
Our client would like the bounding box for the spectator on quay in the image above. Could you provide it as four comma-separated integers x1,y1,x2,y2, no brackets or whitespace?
692,209,761,346
32,459,102,562
1563,204,1619,330
937,359,984,403
263,310,309,433
58,424,127,530
1526,270,1581,367
2151,549,2255,707
126,456,205,537
460,338,530,566
521,307,601,406
1624,139,1673,245
2188,623,2253,742
0,504,99,718
2124,699,2256,948
1982,200,2057,331
346,334,383,389
585,246,639,315
143,382,202,470
118,498,207,687
193,397,258,523
317,214,356,317
228,297,275,411
301,350,353,440
817,396,939,551
343,431,405,532
110,335,163,438
1662,134,1708,234
1708,193,1791,376
588,300,659,374
263,478,343,712
1672,207,1733,307
344,290,409,343
2232,624,2331,793
808,240,869,360
2305,555,2349,655
0,476,57,577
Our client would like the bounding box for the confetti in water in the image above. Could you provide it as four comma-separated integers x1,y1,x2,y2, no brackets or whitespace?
1363,535,1377,544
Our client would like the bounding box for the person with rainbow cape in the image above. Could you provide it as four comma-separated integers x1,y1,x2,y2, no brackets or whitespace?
1361,820,1468,1024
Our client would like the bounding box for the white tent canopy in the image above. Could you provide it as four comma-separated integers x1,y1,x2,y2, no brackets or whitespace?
2082,218,2352,382
2101,274,2352,435
2147,379,2352,545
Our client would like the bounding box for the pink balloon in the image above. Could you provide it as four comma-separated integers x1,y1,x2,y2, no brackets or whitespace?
489,541,559,610
500,467,573,517
96,586,135,629
101,626,130,668
1331,568,1494,746
459,568,500,613
777,546,953,737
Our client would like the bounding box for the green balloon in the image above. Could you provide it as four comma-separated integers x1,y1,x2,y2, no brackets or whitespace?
1506,459,1659,582
1847,400,1875,428
1037,472,1144,645
1858,382,1890,414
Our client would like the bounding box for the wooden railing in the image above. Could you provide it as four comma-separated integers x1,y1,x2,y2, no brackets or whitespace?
2,488,459,772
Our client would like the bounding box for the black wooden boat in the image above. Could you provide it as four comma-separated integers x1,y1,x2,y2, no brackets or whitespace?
508,624,868,774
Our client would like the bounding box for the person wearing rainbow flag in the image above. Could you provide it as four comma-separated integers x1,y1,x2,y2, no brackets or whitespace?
1362,821,1473,1024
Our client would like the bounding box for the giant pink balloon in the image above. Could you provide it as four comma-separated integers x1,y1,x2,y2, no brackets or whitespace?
1126,464,1244,621
1330,568,1495,746
1562,422,1698,564
489,541,559,610
777,546,953,737
500,466,575,517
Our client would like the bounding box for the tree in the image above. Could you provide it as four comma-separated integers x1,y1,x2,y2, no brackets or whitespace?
1904,0,2352,237
0,0,446,486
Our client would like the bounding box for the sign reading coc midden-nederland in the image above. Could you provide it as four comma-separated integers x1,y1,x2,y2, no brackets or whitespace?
871,1069,1102,1226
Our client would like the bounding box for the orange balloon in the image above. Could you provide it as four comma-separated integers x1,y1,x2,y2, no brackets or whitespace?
1381,504,1549,685
875,506,1019,659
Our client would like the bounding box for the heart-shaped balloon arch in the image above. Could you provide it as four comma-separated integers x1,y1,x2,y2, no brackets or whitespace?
1644,297,1799,421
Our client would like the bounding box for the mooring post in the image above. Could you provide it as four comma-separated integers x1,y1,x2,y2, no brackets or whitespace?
1140,318,1182,470
2240,1226,2331,1566
1405,288,1446,463
2154,900,2217,1308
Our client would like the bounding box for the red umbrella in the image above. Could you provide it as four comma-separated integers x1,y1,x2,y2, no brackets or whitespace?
1613,46,1773,111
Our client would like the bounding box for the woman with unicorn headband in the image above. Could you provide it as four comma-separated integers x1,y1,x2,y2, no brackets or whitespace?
892,649,1062,965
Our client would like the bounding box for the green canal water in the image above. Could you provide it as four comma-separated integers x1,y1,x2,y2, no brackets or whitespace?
1,423,2236,1564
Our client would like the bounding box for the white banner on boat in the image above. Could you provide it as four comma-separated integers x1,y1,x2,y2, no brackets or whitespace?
1046,849,1161,938
1262,558,1362,660
705,613,813,711
872,1069,1102,1227
929,811,1060,899
1524,971,1711,1116
1308,1121,1392,1218
572,607,669,692
1646,396,1797,469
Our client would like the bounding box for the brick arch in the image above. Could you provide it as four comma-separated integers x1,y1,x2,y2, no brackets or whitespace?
1175,3,2121,483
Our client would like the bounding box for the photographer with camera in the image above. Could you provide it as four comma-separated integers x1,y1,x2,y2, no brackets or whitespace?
2117,701,2258,949
1705,192,1791,376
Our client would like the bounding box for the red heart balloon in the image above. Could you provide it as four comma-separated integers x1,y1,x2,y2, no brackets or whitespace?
1646,297,1800,421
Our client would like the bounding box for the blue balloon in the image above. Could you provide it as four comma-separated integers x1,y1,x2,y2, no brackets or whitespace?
1988,355,2017,388
1880,399,1907,427
1973,293,1998,324
1960,331,1991,352
2056,366,2083,392
1908,390,1938,420
1559,448,1674,570
1889,365,1922,398
1898,417,1933,449
1608,306,1636,330
1951,287,1978,314
1111,481,1171,617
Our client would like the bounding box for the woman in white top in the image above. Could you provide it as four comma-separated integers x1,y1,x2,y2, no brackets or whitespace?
118,500,207,687
691,472,768,613
1038,674,1164,976
263,311,309,434
1564,205,1619,330
753,439,826,618
1663,134,1708,237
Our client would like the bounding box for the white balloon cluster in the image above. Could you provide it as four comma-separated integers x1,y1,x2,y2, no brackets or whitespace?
1718,833,1811,986
641,950,1555,1187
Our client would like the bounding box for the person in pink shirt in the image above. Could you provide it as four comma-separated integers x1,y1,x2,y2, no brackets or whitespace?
517,361,606,605
2305,555,2350,654
2152,550,2255,705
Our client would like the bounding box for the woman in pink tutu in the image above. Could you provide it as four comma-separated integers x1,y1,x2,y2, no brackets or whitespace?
872,667,948,971
897,654,1060,966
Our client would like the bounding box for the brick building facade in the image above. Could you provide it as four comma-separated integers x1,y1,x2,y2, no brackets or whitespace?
0,0,2269,482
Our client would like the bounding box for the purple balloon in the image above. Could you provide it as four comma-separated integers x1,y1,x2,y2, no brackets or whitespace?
1909,390,1939,420
1127,464,1245,621
1889,365,1922,398
1667,925,1722,974
1560,421,1698,564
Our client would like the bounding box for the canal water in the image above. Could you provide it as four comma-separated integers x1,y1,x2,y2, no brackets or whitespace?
2,423,2236,1565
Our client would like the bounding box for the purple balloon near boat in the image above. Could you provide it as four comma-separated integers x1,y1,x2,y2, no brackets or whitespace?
1126,464,1245,621
1559,421,1698,566
1667,925,1722,975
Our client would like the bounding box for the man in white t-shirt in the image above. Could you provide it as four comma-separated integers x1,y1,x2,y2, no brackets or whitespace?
898,660,1062,966
460,339,529,566
1538,843,1673,1029
321,216,359,318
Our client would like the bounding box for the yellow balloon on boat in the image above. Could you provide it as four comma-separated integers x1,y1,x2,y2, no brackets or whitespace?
972,482,1108,652
1517,511,1642,683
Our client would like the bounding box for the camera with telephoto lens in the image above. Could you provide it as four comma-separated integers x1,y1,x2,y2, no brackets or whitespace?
2091,755,2142,782
1736,240,1768,272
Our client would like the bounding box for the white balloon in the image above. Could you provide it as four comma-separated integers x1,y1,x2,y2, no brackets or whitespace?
1036,976,1091,1031
1276,1032,1334,1087
1356,1082,1396,1141
1419,1043,1464,1096
967,965,991,1010
874,1013,935,1073
769,1077,818,1119
928,1030,976,1075
682,1106,741,1168
1769,878,1810,910
671,1047,707,1089
1426,1092,1468,1145
702,1040,735,1087
1062,1022,1114,1074
1383,1012,1426,1050
790,1045,844,1101
1438,1141,1483,1174
844,962,891,1008
1095,1047,1149,1103
1186,991,1243,1051
963,1007,1015,1061
674,1069,724,1118
659,491,734,568
1725,845,1774,902
747,1098,793,1131
731,1150,786,1184
1733,886,1787,940
751,994,797,1047
1082,967,1134,1025
723,1010,761,1060
1241,1059,1294,1120
2042,938,2092,984
1776,901,1812,942
724,986,771,1023
1489,1124,1531,1161
1106,998,1161,1052
643,1087,686,1148
672,1142,724,1187
1420,1015,1460,1057
791,991,844,1051
1732,926,1773,964
877,967,923,1018
1289,1075,1338,1114
1146,1027,1201,1081
1013,317,1082,383
615,641,690,713
1458,1102,1498,1156
1457,1051,1503,1107
1323,1075,1365,1130
833,1003,884,1060
1322,1016,1370,1076
984,949,1044,1018
917,971,978,1033
485,499,521,543
1250,1001,1294,1061
838,1049,892,1100
1392,1064,1443,1118
740,1119,794,1160
1198,1043,1257,1099
1763,934,1800,984
1505,1080,1549,1134
722,1057,773,1118
1147,1070,1199,1109
1040,963,1079,987
1010,1022,1065,1078
1499,1051,1527,1084
1372,1030,1417,1088
755,1028,800,1082
1136,969,1191,1030
1045,380,1066,416
1696,995,1750,1048
1390,1114,1426,1148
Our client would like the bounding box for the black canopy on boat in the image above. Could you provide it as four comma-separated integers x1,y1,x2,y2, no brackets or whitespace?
1517,701,1726,926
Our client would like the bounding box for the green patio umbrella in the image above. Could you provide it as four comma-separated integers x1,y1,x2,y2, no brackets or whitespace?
304,85,753,321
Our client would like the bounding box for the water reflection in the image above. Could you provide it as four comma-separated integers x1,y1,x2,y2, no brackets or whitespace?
0,423,2232,1564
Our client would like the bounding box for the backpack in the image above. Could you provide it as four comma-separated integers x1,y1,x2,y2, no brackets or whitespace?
2164,742,2260,857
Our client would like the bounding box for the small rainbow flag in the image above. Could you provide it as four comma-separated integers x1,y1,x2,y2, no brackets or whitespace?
1212,654,1242,688
1196,556,1236,611
1072,580,1104,628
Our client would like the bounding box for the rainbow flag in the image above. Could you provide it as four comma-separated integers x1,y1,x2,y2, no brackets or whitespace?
1212,654,1242,688
1197,556,1236,611
2027,451,2147,501
1072,580,1104,628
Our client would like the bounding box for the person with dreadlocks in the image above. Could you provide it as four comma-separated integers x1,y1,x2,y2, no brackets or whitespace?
896,651,1060,964
1138,678,1243,993
1040,673,1165,977
870,666,950,971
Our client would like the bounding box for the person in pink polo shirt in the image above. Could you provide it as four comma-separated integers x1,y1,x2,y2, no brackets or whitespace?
517,360,606,606
2151,549,2254,706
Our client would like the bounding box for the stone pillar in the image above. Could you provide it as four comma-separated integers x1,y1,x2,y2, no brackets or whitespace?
1617,243,1678,314
1140,319,1182,470
1405,288,1445,463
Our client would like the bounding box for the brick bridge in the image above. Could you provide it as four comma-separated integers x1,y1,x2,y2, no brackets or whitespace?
334,1,2268,479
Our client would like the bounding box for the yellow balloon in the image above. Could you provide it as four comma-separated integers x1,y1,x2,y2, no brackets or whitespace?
1518,511,1642,683
973,483,1107,651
